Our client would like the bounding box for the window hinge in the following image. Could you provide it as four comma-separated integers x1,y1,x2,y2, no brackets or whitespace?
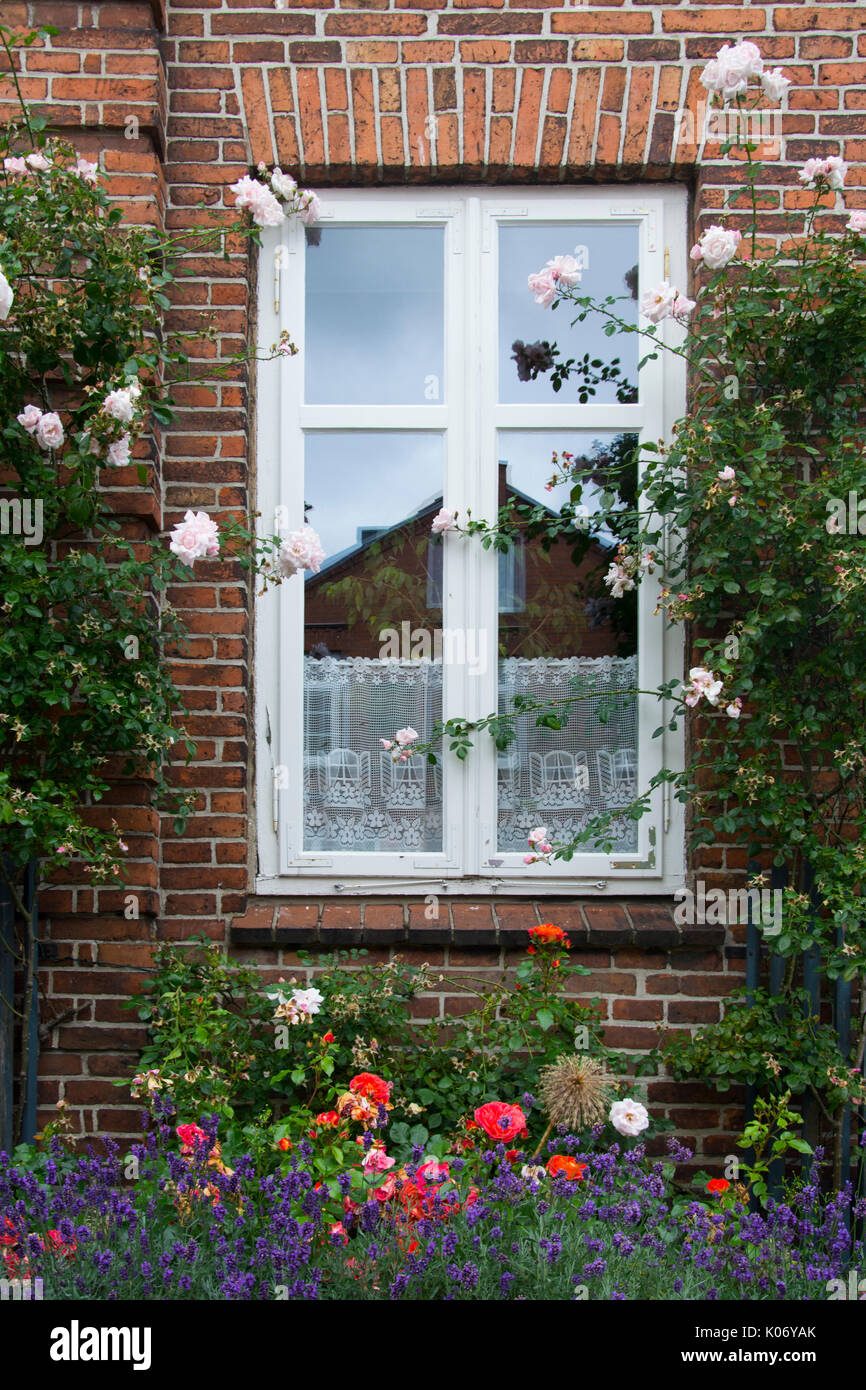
265,704,279,834
664,782,671,833
664,246,670,279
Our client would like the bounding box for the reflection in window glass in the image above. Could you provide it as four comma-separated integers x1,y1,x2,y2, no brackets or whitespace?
305,226,445,406
495,431,639,854
302,433,445,852
499,223,639,405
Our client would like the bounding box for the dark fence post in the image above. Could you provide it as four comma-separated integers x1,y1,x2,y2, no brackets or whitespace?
21,862,39,1144
800,862,821,1179
743,858,763,1199
834,922,852,1196
765,863,789,1199
0,868,14,1154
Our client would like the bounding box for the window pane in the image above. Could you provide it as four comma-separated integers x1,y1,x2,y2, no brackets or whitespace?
302,433,444,853
499,223,639,405
495,431,639,854
305,226,445,405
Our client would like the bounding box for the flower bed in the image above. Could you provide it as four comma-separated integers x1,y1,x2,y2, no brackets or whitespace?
1,1088,863,1301
1,1126,861,1302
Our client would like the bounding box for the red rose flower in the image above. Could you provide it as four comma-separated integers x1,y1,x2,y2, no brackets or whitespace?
528,923,570,949
322,1031,335,1044
349,1072,391,1105
505,1149,520,1163
473,1101,527,1144
176,1122,209,1154
706,1178,731,1195
315,1110,340,1126
277,1137,291,1152
546,1155,587,1181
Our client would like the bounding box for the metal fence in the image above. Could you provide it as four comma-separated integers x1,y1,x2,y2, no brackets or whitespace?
744,858,862,1205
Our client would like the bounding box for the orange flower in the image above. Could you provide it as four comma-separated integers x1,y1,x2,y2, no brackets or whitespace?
278,1137,291,1152
546,1155,588,1181
529,923,570,949
706,1178,730,1195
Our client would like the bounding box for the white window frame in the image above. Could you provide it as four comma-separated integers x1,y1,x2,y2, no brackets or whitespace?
254,187,688,897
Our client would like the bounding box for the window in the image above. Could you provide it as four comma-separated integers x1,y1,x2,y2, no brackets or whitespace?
255,189,687,895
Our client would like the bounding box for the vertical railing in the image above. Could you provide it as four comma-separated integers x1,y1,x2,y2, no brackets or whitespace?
0,867,14,1154
0,860,39,1150
744,857,859,1200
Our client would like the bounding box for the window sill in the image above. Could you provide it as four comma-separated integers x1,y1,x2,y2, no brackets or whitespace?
229,898,725,951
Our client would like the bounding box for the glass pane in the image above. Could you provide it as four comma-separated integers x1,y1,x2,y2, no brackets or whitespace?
495,431,639,855
499,222,639,405
302,432,445,853
305,226,445,405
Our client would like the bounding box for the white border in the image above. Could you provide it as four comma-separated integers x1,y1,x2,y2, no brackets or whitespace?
254,187,687,896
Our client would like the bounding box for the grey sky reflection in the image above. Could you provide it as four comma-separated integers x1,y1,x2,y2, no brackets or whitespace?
304,432,444,569
305,226,445,405
499,223,639,404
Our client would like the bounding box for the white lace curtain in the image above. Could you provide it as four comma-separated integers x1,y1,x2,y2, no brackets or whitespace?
303,654,638,853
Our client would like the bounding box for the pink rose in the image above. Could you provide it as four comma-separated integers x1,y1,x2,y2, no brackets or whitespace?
545,254,581,289
270,168,297,200
690,226,742,271
16,404,42,435
3,157,27,175
394,727,418,748
799,157,847,191
230,175,286,229
672,294,696,320
760,68,790,104
72,157,98,184
685,666,723,708
102,387,137,423
169,509,220,568
700,41,763,101
847,210,866,234
415,1158,450,1190
717,466,736,483
362,1147,396,1175
35,412,65,450
528,269,558,309
25,151,50,171
299,189,322,225
107,434,132,467
640,281,678,323
431,507,457,535
278,524,326,577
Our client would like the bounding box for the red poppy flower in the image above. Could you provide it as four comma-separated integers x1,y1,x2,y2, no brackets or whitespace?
546,1155,587,1181
473,1101,527,1144
706,1178,730,1195
349,1072,391,1105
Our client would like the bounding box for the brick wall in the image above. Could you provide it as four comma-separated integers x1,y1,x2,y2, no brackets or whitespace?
4,0,864,1151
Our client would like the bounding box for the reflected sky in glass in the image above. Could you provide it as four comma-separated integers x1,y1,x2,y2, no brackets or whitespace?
498,430,630,546
305,226,445,405
499,223,639,405
304,432,444,568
